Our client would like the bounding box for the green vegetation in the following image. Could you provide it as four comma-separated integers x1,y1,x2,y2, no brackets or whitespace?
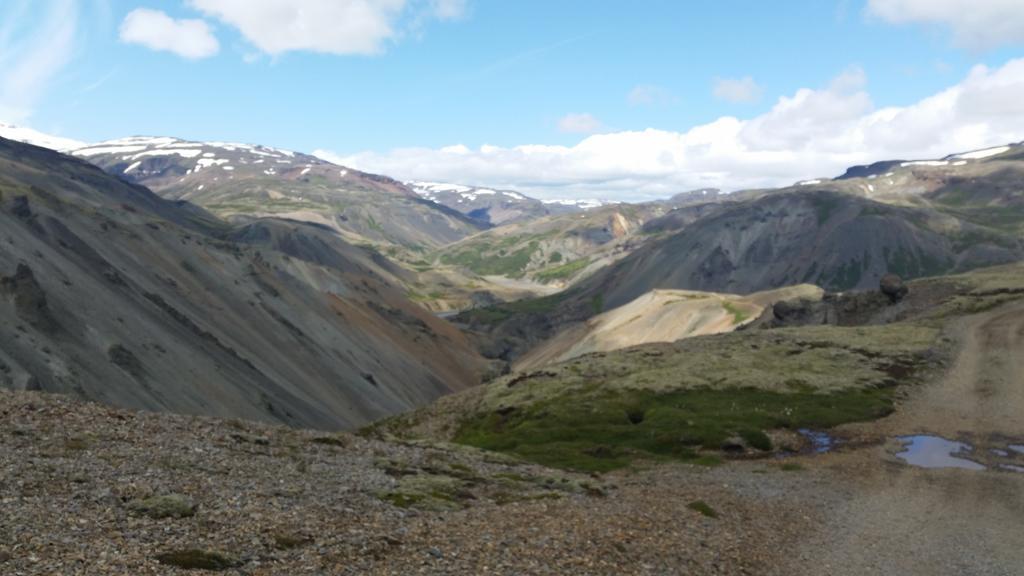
461,291,571,325
535,258,591,283
721,302,751,324
780,462,804,472
154,549,240,571
272,532,312,550
454,385,895,472
128,494,196,519
687,500,719,518
440,240,538,277
548,252,563,264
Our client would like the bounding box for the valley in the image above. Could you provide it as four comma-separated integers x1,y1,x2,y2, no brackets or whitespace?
2,132,1024,575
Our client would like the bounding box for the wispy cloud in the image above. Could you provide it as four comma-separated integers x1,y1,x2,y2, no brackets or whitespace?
557,113,602,134
712,76,763,103
0,0,80,122
627,84,677,107
867,0,1024,50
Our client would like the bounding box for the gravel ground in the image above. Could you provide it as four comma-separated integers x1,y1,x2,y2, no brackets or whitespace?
0,390,809,575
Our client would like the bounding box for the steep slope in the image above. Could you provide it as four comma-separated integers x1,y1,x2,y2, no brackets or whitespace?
408,182,561,226
73,137,485,249
0,136,485,429
515,284,823,370
573,189,1021,311
458,180,1023,364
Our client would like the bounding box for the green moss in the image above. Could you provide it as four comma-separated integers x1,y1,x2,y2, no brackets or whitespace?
721,302,751,324
128,494,196,519
154,549,240,571
454,385,895,472
687,500,718,518
780,462,804,472
272,531,312,550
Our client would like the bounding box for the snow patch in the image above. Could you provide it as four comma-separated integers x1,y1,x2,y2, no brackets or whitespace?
123,161,142,173
900,160,948,167
798,179,822,186
951,146,1010,160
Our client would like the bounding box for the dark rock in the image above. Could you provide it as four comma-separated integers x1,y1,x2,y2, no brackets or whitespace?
880,274,908,303
108,344,145,379
9,195,31,218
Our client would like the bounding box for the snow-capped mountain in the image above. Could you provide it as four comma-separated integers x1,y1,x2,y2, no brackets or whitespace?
0,122,87,152
74,136,485,248
407,181,559,225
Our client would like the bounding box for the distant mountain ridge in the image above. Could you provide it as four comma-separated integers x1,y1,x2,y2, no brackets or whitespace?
72,136,486,249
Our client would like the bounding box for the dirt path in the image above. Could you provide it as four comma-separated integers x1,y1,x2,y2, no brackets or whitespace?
786,302,1024,575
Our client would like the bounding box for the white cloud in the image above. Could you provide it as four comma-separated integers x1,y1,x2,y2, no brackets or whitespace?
187,0,462,56
712,76,763,103
867,0,1024,49
431,0,466,20
557,113,603,134
0,0,79,122
627,84,675,107
119,8,219,60
318,58,1024,202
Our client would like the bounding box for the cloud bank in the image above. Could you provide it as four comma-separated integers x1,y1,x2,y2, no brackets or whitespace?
319,59,1024,201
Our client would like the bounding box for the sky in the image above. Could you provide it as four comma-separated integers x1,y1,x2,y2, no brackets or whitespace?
2,0,1024,201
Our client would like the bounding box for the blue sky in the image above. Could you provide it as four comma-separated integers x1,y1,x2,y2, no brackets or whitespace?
3,0,1024,199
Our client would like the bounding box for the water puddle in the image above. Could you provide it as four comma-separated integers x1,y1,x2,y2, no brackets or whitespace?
895,436,986,471
798,429,835,454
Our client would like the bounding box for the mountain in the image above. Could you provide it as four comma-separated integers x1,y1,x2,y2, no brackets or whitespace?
73,137,485,250
0,122,86,152
0,136,486,429
457,145,1024,363
407,182,559,226
432,199,710,289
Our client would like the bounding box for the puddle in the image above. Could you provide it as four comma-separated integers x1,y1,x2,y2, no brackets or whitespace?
895,436,986,471
798,429,835,454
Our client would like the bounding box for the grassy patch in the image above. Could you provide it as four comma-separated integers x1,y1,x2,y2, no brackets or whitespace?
128,494,196,519
721,301,752,324
155,549,240,571
687,500,719,518
535,258,590,283
454,385,895,473
780,462,804,472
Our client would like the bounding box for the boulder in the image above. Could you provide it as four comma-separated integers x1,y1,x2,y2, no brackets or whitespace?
879,274,908,303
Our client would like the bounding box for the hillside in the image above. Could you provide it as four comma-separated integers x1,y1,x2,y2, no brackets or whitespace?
432,200,712,289
0,136,486,429
73,137,485,250
515,284,823,370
